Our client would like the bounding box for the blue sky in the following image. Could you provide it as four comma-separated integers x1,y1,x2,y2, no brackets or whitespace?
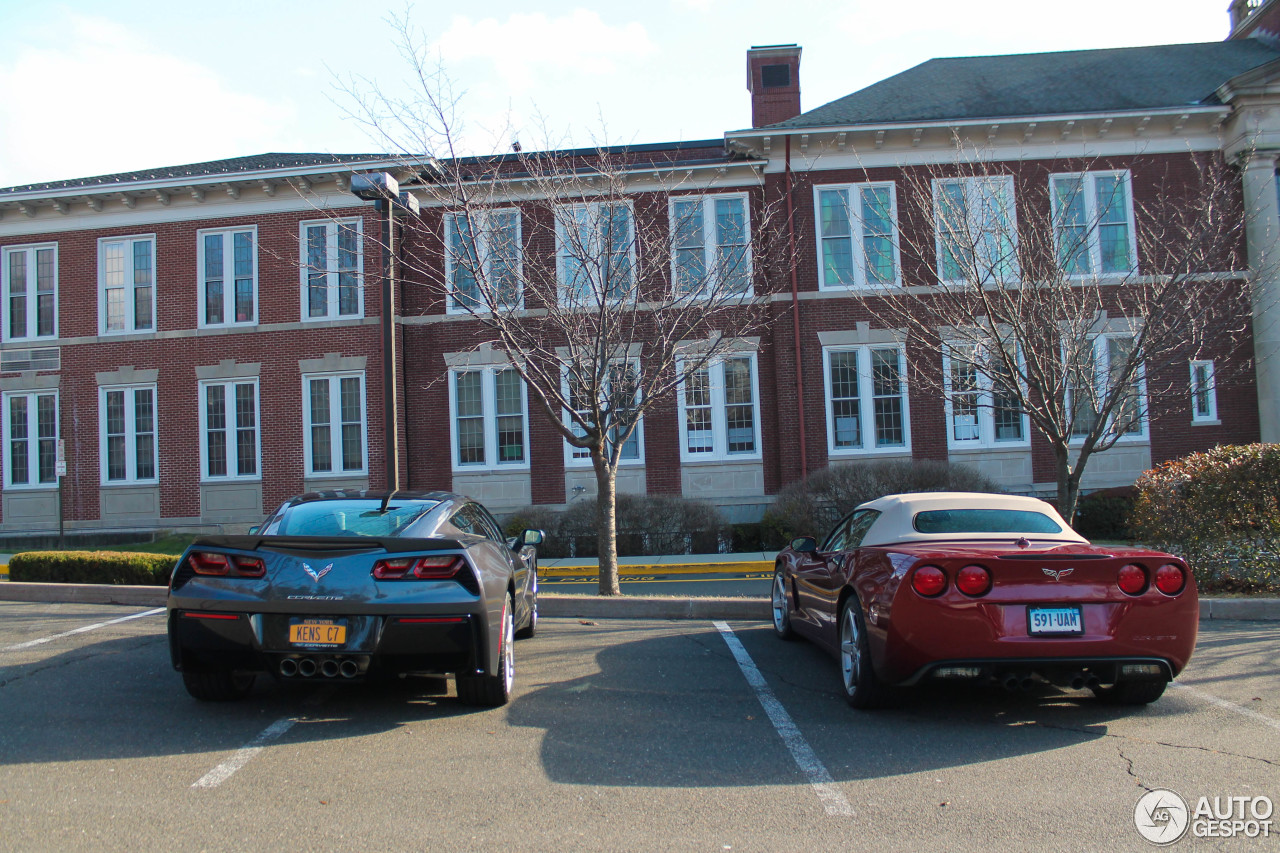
0,1,1230,187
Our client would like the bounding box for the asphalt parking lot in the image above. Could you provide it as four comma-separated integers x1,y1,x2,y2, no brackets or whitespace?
0,603,1277,851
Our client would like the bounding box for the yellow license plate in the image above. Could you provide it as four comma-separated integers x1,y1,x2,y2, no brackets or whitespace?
289,621,347,646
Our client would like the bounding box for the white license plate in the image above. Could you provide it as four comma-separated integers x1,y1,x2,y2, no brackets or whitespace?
1028,606,1083,635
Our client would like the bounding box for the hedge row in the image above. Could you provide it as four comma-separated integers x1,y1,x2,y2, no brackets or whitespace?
504,493,728,558
9,551,178,586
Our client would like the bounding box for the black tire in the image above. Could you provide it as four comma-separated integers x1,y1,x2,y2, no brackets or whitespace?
771,569,796,640
1093,680,1168,705
457,593,514,707
838,598,892,709
515,572,537,640
182,669,255,702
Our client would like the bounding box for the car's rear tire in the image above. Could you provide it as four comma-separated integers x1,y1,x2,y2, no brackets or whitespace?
1093,679,1168,705
771,569,796,640
839,599,892,709
457,593,514,707
515,573,537,640
182,669,255,702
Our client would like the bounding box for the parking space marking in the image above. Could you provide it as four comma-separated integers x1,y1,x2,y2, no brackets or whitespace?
192,716,298,789
714,621,855,817
0,607,165,652
1172,682,1280,733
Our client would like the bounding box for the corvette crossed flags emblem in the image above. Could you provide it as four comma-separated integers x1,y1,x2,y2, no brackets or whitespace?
302,562,334,582
1042,568,1074,582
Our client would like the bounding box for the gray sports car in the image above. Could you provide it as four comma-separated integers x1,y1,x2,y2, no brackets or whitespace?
166,490,542,706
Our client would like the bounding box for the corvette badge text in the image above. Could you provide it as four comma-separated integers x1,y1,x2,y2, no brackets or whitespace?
1134,789,1274,844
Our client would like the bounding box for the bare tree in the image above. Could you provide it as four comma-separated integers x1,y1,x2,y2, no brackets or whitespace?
850,146,1251,522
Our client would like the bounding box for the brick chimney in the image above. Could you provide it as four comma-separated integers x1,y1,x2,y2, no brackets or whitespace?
747,44,802,128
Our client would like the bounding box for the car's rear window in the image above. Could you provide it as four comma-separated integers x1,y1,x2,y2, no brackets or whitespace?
276,500,439,537
912,508,1063,535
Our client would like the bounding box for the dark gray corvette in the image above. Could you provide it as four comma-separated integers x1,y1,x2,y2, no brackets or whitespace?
167,490,542,706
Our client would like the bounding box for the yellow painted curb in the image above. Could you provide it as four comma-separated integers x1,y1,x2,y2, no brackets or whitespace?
541,561,771,578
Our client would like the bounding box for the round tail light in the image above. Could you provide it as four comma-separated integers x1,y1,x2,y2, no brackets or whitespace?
1154,564,1186,596
1117,564,1147,595
956,564,992,596
911,565,947,597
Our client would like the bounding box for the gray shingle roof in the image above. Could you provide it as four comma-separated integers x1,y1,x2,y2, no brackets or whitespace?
768,39,1280,129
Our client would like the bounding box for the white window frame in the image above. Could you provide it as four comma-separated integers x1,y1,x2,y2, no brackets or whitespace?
197,226,258,328
3,243,58,341
668,192,753,298
198,378,262,482
676,353,763,463
1066,333,1148,443
1049,170,1138,279
556,201,637,307
98,384,159,485
299,218,364,321
812,182,901,290
97,235,156,335
302,372,368,477
2,390,59,490
932,176,1019,285
562,359,645,468
444,209,523,314
1190,359,1218,424
941,343,1031,449
448,366,531,472
822,345,912,456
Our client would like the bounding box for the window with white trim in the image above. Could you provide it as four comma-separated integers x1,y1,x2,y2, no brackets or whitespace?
934,176,1018,284
670,194,751,297
3,391,58,488
678,354,761,461
1050,171,1136,277
815,183,899,289
3,244,57,341
1190,360,1217,423
300,219,362,320
564,360,643,465
942,343,1028,448
557,202,635,305
200,379,260,480
449,366,529,470
1067,334,1146,439
303,373,366,475
823,345,910,454
199,227,257,326
99,236,155,334
445,210,522,312
100,385,157,484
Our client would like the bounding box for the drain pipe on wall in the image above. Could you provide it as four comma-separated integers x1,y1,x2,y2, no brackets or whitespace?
785,134,808,481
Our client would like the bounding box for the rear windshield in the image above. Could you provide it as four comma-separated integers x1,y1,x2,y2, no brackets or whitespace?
275,500,439,538
912,508,1063,535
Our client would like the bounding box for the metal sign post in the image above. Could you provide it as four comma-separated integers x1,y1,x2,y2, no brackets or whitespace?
56,438,66,547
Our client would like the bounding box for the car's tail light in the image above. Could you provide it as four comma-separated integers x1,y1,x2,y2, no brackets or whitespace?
373,558,412,580
1154,563,1186,596
190,551,265,578
373,555,464,580
956,564,992,597
1118,563,1147,595
233,556,266,578
911,565,947,597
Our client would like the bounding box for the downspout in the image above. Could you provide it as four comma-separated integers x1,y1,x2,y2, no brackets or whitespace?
786,134,808,480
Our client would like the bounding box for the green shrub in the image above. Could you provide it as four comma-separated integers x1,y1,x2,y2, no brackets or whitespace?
503,493,726,558
761,459,1002,542
9,550,178,585
1073,487,1135,541
1131,443,1280,594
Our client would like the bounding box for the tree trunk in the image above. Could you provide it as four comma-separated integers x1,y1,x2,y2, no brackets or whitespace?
592,452,621,596
1054,449,1082,526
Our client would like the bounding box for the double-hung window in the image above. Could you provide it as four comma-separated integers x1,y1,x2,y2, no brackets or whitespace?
3,391,58,488
200,380,260,480
1190,360,1217,423
564,360,643,465
824,346,910,454
300,219,362,320
678,355,761,461
100,385,157,484
1050,171,1135,277
304,373,366,475
942,343,1028,448
450,367,529,470
670,194,751,297
815,183,898,289
557,202,635,305
99,236,155,334
3,244,57,341
199,227,257,326
445,210,522,312
934,176,1018,284
1067,334,1146,440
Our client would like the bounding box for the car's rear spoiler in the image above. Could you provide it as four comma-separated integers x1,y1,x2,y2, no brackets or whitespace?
187,535,468,554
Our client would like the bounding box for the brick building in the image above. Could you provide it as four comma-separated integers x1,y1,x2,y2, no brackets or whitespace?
1,2,1279,534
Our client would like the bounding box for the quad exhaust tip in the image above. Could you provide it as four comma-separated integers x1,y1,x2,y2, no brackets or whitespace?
280,657,362,678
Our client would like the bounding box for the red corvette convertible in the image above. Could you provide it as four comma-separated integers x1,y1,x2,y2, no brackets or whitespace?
772,492,1197,708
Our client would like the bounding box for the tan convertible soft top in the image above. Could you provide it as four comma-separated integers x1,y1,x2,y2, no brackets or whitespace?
856,492,1088,547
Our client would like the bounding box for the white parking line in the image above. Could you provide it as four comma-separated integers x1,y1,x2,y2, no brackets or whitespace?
1171,682,1280,733
714,621,855,818
192,716,297,789
1,607,165,652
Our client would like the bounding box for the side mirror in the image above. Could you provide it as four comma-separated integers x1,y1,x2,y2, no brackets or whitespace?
248,526,260,535
522,529,545,547
790,536,818,553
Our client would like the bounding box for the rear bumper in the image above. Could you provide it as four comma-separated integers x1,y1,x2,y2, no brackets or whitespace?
897,656,1174,687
